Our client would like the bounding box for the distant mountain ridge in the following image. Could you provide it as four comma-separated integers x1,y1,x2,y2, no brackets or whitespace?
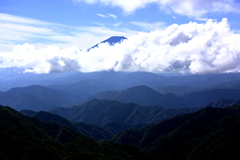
48,78,115,101
79,85,240,108
0,85,77,111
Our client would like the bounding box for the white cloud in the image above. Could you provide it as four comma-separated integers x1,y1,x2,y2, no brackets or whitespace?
130,21,165,31
73,0,240,17
212,0,240,13
195,18,217,22
96,13,107,18
0,13,50,25
97,13,117,19
113,22,122,27
1,18,240,74
108,14,117,19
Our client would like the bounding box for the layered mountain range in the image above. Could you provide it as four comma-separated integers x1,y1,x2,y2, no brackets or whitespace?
1,36,240,159
0,82,239,112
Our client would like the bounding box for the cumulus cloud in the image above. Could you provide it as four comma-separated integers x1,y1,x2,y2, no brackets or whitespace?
73,0,240,17
0,18,240,74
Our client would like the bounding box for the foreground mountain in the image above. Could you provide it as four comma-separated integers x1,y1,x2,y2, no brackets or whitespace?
80,85,240,108
50,99,200,125
112,103,240,160
2,103,240,159
205,99,240,108
0,85,77,111
20,110,113,141
0,106,160,160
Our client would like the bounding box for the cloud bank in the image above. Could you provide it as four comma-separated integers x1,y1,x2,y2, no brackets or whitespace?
73,0,240,17
0,18,240,74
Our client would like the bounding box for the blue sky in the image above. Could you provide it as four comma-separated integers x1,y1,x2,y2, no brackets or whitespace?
1,0,240,50
0,0,240,74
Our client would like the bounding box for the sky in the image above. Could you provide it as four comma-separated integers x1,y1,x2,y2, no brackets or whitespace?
0,0,240,74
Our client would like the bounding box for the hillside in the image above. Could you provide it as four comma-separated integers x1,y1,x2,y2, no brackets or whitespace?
112,103,240,160
2,102,240,159
50,99,200,125
205,99,240,108
0,106,160,160
23,110,113,141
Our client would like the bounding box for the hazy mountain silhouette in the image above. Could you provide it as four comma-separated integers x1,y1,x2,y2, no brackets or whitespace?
214,80,240,90
182,88,240,107
48,79,114,101
0,85,77,111
79,85,182,107
80,85,240,108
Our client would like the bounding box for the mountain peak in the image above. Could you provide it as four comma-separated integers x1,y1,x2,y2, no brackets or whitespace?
88,36,127,51
100,36,127,45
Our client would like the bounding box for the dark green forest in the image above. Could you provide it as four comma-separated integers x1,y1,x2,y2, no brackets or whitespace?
0,105,160,160
1,102,240,160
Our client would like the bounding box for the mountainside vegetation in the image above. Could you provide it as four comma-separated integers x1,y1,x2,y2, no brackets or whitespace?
50,99,201,125
112,103,240,160
205,99,240,108
0,106,160,160
2,102,240,160
20,110,113,141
